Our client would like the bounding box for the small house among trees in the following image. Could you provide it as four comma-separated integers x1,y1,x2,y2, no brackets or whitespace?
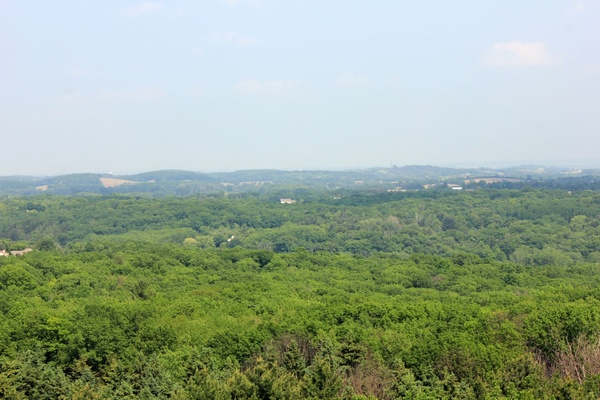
9,248,33,256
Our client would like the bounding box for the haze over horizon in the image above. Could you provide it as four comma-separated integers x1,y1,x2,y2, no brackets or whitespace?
1,1,599,176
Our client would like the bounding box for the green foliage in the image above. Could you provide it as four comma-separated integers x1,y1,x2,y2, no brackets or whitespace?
0,264,38,290
0,188,599,397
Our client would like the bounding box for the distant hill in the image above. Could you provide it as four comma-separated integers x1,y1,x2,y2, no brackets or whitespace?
124,170,216,183
29,174,105,195
0,166,597,196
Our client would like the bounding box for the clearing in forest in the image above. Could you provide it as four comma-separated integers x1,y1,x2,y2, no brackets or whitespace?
99,177,137,188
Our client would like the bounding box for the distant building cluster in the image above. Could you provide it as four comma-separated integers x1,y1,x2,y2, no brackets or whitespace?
387,187,406,192
280,198,297,204
0,248,33,257
464,178,523,184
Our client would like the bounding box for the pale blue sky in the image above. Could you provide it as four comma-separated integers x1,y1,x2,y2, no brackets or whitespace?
1,1,599,175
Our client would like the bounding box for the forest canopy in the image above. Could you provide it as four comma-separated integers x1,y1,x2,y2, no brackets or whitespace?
0,186,599,398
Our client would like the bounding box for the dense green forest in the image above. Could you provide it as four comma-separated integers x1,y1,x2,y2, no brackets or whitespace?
1,187,600,398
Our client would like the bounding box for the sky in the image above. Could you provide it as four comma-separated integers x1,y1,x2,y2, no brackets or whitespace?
1,0,599,175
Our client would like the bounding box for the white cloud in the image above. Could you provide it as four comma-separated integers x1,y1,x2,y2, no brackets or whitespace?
334,73,369,88
480,41,557,67
125,2,163,17
235,78,301,95
206,30,260,47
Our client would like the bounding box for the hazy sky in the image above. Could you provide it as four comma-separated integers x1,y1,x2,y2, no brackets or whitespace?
1,1,599,175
